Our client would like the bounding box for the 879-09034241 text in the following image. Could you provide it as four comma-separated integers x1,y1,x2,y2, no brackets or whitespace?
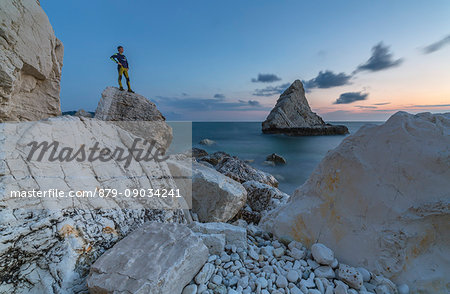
9,188,183,198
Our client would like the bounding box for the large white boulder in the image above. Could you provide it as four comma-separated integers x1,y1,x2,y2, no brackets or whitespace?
0,0,63,122
0,116,187,293
261,111,450,293
87,222,208,294
168,160,247,222
192,163,247,222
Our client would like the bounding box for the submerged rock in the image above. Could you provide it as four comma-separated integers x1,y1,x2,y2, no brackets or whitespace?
0,0,64,122
266,153,287,165
87,222,208,294
261,111,450,292
262,80,348,135
199,138,216,145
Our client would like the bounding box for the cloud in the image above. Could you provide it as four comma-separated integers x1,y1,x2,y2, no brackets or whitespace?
253,83,290,97
355,42,403,72
321,109,394,121
248,100,261,106
355,105,377,109
214,93,226,99
154,96,267,114
334,92,368,104
423,35,450,54
303,70,352,89
251,73,282,83
373,102,391,105
410,103,450,108
239,99,262,107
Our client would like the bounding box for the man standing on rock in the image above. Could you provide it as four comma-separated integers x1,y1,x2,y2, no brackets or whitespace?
110,46,134,93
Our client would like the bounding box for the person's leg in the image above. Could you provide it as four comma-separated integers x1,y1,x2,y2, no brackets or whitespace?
118,67,124,90
123,68,133,92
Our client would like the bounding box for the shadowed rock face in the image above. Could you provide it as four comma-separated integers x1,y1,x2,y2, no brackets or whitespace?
95,87,173,150
262,80,348,135
261,111,450,293
0,0,64,122
95,87,166,122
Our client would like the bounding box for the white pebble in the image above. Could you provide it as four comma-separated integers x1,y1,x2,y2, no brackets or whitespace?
356,267,371,282
273,247,285,258
211,275,222,285
256,277,268,288
311,243,334,265
287,270,299,283
276,275,288,288
182,284,197,294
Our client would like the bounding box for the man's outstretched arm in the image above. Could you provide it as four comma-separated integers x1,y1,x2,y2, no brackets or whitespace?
110,54,121,66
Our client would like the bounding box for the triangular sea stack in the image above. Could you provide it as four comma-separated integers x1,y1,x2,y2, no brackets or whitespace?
262,80,348,135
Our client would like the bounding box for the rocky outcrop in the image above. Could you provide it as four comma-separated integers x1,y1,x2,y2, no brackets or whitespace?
262,80,348,135
191,147,209,158
192,149,279,188
87,222,209,294
199,150,231,166
261,111,450,292
0,0,63,122
0,116,187,293
243,181,289,213
188,149,283,223
74,109,93,118
95,87,172,150
236,181,289,224
216,156,279,187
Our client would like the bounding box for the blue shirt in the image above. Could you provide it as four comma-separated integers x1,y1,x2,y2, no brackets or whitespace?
110,53,129,68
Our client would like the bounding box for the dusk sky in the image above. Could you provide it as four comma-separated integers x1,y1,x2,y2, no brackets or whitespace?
42,0,450,121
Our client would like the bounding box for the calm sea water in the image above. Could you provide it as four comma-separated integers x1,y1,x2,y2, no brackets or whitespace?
190,121,383,195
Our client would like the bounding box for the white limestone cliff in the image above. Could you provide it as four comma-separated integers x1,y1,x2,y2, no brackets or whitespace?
0,0,64,122
0,116,187,293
